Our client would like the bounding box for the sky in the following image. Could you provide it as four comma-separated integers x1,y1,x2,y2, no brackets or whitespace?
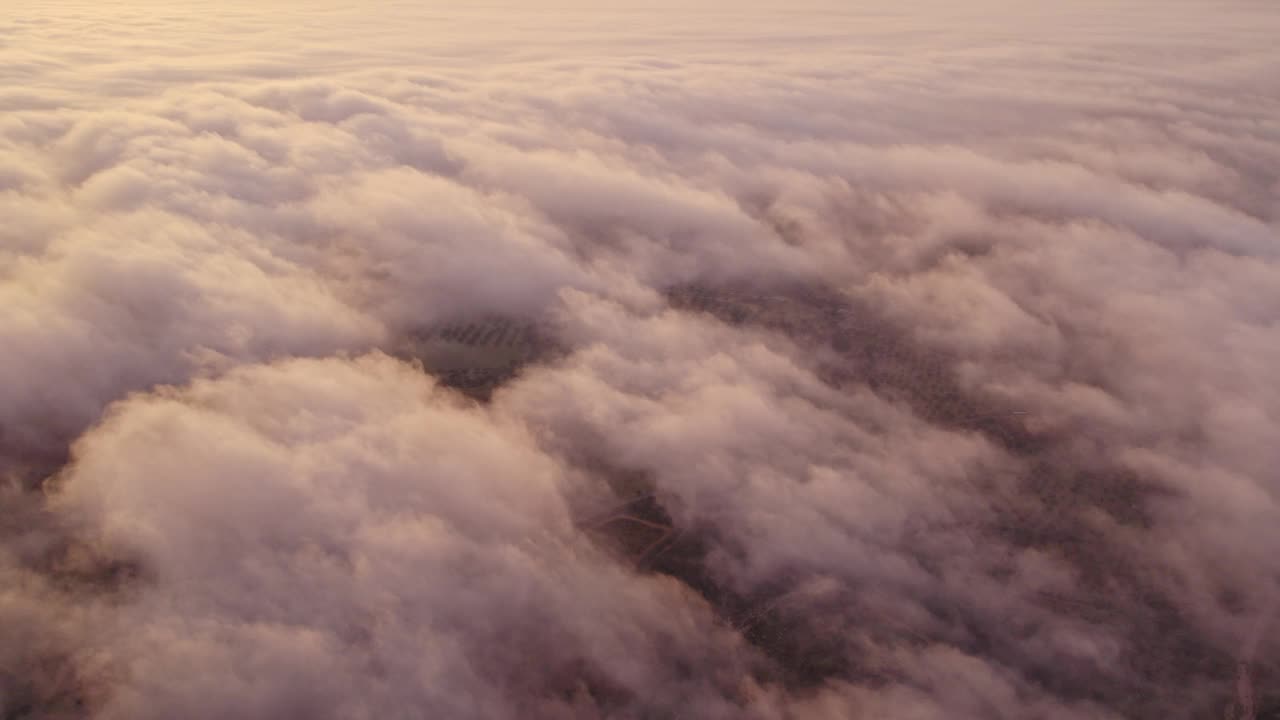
2,2,1279,719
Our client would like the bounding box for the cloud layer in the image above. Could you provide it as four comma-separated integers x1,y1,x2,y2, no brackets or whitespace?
2,1,1279,718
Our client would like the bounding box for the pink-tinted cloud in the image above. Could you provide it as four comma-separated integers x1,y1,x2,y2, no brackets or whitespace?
2,2,1278,718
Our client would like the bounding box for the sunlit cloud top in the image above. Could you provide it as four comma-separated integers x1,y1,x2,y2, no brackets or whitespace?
2,1,1279,718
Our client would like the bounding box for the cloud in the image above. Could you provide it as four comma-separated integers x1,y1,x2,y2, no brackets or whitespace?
1,1,1278,718
42,355,770,720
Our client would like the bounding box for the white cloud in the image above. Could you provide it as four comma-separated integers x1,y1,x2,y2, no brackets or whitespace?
2,1,1278,717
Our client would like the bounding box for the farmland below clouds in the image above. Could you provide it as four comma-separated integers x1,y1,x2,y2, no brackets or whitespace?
2,2,1279,718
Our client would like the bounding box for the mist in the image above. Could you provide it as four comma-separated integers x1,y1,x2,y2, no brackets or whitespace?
2,1,1278,718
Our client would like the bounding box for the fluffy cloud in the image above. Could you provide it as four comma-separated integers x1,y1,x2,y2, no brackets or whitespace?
44,355,769,720
2,1,1278,718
